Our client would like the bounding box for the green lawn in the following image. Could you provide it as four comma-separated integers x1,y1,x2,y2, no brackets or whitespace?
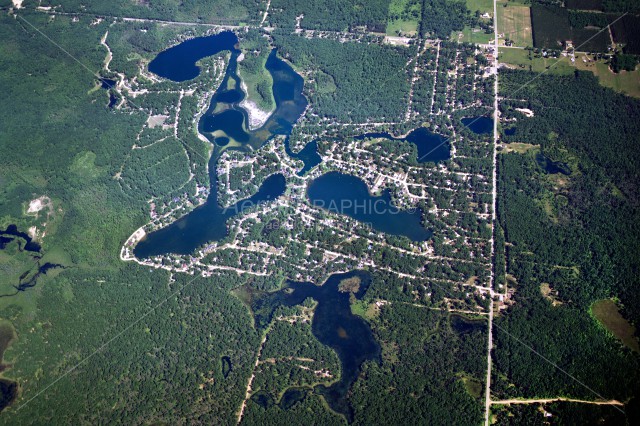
466,0,494,14
452,26,494,44
386,19,419,35
499,47,575,74
573,54,640,98
387,0,420,35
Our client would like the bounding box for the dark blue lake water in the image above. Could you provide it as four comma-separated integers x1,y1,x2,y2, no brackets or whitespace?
0,224,41,253
504,126,517,136
307,172,432,242
134,173,285,257
461,116,493,134
247,270,380,421
99,78,116,89
148,31,239,82
355,127,450,163
284,137,322,176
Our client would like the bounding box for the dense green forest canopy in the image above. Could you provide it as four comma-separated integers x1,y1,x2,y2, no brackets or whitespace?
25,0,264,23
267,0,391,32
495,70,640,415
419,0,473,39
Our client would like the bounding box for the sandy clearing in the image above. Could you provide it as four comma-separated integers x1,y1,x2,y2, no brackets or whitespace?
239,80,272,130
27,196,51,214
515,107,534,117
147,114,169,128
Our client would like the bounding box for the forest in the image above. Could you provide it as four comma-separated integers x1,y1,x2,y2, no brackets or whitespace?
350,302,486,425
18,0,265,23
267,0,391,32
492,402,627,425
494,69,640,418
419,0,474,39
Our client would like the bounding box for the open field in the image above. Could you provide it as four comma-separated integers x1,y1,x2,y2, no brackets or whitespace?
387,18,419,36
386,0,420,36
503,142,537,154
591,299,640,353
500,48,640,97
452,27,494,44
573,53,640,98
497,3,533,47
466,0,494,14
499,47,575,74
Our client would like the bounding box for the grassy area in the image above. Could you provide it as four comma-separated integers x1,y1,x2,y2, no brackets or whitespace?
386,19,419,36
237,30,275,112
466,0,494,14
452,26,494,44
386,0,420,35
591,299,640,353
237,58,275,112
503,142,537,153
573,53,640,98
500,48,640,98
351,300,380,319
460,374,483,398
499,47,575,74
497,2,533,47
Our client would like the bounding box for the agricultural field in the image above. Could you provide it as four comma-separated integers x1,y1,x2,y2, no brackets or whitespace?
610,14,640,54
497,1,533,47
530,4,610,52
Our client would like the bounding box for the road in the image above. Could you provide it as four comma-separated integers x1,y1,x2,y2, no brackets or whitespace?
492,398,624,406
484,0,500,424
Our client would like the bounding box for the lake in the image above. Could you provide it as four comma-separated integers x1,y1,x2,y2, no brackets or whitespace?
148,31,239,82
462,116,493,134
246,270,380,422
307,172,432,242
135,33,308,258
0,224,41,253
355,127,450,163
198,47,308,151
284,137,322,176
450,314,486,334
134,173,286,257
